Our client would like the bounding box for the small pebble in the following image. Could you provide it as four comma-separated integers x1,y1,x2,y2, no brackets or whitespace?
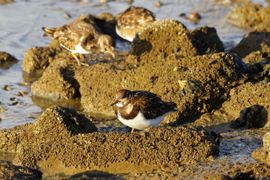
154,0,161,8
0,105,5,113
3,85,12,91
63,12,72,19
100,0,107,4
188,12,201,23
126,0,133,4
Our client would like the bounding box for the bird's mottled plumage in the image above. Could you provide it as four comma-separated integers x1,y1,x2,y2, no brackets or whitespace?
116,6,156,41
42,15,115,57
112,89,177,130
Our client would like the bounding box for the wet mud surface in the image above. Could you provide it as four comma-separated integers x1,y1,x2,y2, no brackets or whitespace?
1,0,270,179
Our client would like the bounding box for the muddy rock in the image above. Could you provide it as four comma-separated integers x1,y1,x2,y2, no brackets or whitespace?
227,3,270,31
0,160,42,179
130,19,198,60
130,19,223,62
0,51,17,68
78,52,244,121
191,26,224,54
230,31,270,60
31,57,81,100
0,106,218,173
22,45,59,76
34,106,98,136
230,104,268,129
215,81,270,126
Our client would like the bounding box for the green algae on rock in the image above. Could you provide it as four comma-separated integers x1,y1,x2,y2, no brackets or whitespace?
0,106,218,175
0,160,42,180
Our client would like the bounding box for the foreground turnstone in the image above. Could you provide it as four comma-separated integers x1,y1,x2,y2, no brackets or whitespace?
42,15,115,65
116,6,156,41
112,89,177,132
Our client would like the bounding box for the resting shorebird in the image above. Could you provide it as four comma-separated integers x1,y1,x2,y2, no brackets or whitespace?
116,6,156,41
42,15,115,66
111,89,177,133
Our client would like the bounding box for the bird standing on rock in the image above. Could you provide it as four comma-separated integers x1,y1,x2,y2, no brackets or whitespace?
42,15,115,66
116,6,156,41
112,89,177,133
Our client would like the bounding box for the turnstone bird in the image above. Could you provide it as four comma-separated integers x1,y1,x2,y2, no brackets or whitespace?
42,15,115,65
116,6,156,41
111,89,177,132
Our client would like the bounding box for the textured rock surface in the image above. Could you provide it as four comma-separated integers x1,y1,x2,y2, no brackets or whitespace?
0,107,218,174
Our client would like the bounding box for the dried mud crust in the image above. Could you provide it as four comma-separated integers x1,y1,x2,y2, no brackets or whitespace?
0,160,42,180
227,3,270,31
0,106,218,173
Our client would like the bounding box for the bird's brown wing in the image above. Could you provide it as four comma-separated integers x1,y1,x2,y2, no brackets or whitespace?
132,91,176,120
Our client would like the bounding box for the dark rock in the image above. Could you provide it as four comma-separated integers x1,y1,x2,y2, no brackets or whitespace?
230,105,268,129
191,26,224,54
0,51,17,68
0,160,42,180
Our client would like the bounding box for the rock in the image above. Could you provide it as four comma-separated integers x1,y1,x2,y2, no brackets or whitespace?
10,126,217,172
22,46,58,76
230,31,270,60
0,0,13,5
191,26,224,54
31,58,81,100
0,160,42,179
227,3,270,31
252,133,270,166
0,106,218,172
0,51,17,68
0,106,97,153
34,106,98,136
69,170,120,179
216,81,270,125
230,105,268,129
77,52,244,120
130,19,198,61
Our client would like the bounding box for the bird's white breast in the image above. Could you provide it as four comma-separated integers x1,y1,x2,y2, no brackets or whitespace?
117,111,165,130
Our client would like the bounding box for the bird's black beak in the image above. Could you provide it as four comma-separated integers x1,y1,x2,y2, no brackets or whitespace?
111,101,118,106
